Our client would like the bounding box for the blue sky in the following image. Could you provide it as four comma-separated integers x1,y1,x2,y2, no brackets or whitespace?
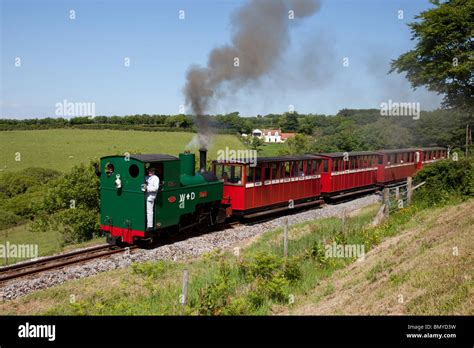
0,0,442,118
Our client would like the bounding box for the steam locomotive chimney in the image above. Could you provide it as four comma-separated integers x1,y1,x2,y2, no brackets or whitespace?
199,148,207,172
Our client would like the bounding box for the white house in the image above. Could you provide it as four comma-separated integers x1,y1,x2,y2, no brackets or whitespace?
249,129,295,143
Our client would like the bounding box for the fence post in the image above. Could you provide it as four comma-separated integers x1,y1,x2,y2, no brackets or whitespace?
341,209,347,235
181,269,189,308
283,217,288,258
407,177,413,205
383,187,390,218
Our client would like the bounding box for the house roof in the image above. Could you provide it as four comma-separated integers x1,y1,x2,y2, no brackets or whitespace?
281,132,296,139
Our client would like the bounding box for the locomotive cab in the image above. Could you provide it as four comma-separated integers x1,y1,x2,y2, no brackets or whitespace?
99,154,180,244
99,152,226,245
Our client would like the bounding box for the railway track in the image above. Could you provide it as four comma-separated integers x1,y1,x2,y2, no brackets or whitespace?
0,244,137,283
0,223,241,284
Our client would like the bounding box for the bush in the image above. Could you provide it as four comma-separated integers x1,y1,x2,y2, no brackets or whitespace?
198,261,234,315
31,162,100,244
255,275,289,302
282,257,303,283
237,252,300,309
0,209,21,230
220,296,252,315
414,158,473,206
0,167,60,199
1,190,45,220
41,162,99,213
52,208,99,244
306,241,328,265
239,251,283,280
131,261,168,279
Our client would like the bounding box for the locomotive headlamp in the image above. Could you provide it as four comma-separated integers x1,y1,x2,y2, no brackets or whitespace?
115,174,122,189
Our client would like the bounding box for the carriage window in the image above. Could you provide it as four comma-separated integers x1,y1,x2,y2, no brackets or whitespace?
271,163,278,180
351,157,358,169
264,163,271,181
299,161,305,176
227,166,242,185
254,165,262,182
291,161,299,177
313,160,320,174
308,160,318,175
282,162,290,177
315,160,321,174
323,160,328,173
214,164,224,179
246,166,255,183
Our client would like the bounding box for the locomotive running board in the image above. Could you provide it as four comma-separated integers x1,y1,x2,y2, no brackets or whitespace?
242,199,325,219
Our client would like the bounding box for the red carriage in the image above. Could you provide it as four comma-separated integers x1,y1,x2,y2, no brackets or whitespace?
314,151,380,199
376,148,422,184
212,155,324,217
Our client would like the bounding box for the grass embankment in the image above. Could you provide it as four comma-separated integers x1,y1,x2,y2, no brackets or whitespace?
2,198,471,315
0,129,247,173
286,199,473,315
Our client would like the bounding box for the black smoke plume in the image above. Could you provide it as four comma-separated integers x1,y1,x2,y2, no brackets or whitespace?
184,0,321,148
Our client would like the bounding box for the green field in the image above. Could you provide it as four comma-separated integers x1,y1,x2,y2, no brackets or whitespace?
258,143,285,157
0,129,248,173
0,224,104,266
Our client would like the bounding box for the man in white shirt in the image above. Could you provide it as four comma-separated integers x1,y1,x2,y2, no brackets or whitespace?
144,167,160,231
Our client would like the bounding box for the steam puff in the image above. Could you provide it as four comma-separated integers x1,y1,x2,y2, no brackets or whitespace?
184,0,321,148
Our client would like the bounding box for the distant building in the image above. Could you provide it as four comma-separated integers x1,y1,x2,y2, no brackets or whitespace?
249,129,295,143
